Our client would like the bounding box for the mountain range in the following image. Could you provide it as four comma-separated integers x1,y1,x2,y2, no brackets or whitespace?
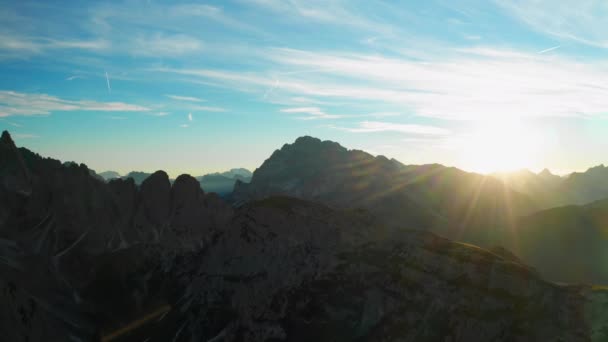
2,130,608,341
233,136,608,284
492,165,608,209
96,168,252,197
233,136,537,244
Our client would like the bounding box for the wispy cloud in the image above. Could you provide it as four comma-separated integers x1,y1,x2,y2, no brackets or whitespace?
370,112,401,117
189,105,226,112
48,39,109,50
161,47,608,120
132,33,204,56
188,112,193,121
180,124,189,128
0,34,109,54
280,107,348,119
0,91,149,117
495,0,608,48
12,133,39,139
166,94,205,102
149,111,170,117
331,121,449,135
169,4,266,35
247,0,396,35
66,75,84,81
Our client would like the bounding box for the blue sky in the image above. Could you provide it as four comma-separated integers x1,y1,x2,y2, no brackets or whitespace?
1,0,608,176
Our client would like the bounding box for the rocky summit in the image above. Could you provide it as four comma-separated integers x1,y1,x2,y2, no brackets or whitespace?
1,131,608,341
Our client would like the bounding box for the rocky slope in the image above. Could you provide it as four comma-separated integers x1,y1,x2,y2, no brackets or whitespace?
2,131,608,341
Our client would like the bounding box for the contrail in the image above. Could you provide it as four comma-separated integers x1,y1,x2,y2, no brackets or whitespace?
538,45,561,54
105,71,111,93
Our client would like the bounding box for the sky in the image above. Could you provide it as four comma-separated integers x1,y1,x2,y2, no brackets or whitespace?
1,0,608,177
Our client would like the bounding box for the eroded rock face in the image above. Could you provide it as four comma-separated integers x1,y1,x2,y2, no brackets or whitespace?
1,132,608,341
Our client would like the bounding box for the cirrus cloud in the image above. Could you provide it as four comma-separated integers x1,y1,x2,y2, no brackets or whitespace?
159,46,608,121
331,121,449,135
0,91,150,117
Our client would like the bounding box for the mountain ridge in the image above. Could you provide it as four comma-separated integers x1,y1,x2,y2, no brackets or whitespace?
3,130,608,340
234,135,538,246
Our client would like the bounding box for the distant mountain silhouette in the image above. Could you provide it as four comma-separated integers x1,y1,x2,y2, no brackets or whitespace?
98,170,121,180
492,169,563,208
220,167,252,179
233,136,538,246
196,168,252,196
119,168,251,195
494,165,608,208
3,130,608,340
559,164,608,205
124,171,153,185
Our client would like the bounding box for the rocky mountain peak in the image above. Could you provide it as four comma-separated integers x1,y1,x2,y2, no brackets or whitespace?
1,130,14,147
0,130,31,195
137,170,171,224
293,135,321,145
172,174,203,200
290,135,347,153
141,170,170,188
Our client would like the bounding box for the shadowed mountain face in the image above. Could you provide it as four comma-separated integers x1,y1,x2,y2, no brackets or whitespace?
233,136,538,246
513,199,608,284
2,130,608,341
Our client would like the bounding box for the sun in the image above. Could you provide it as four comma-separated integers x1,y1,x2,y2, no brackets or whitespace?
458,118,545,174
